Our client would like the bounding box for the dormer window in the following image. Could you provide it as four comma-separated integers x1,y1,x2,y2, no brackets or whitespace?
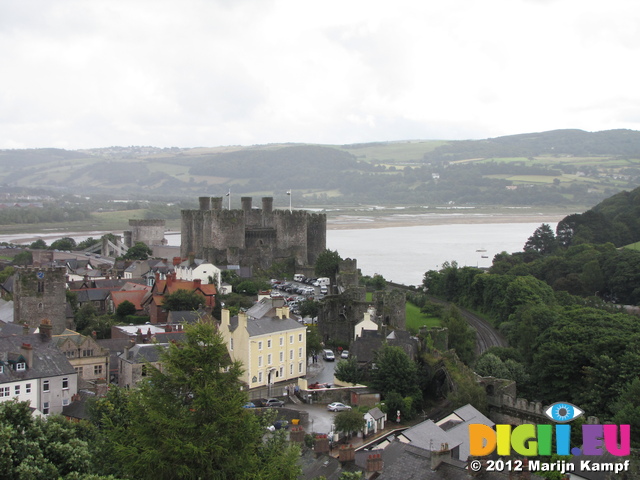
15,362,26,371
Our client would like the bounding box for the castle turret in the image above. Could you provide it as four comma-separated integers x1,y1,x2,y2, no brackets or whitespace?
199,196,212,210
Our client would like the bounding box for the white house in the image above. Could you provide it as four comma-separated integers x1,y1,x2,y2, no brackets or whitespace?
175,258,222,289
0,331,78,415
355,306,379,339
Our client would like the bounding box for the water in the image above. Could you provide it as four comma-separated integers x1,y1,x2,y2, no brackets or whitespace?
326,223,549,286
0,222,549,287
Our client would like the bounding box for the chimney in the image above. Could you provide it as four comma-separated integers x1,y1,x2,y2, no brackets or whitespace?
172,257,182,266
314,434,329,453
238,311,248,331
194,278,202,288
155,272,160,284
430,443,451,470
22,323,29,335
338,444,355,463
39,319,53,340
221,308,230,329
167,273,173,287
276,307,284,319
366,453,383,472
283,305,290,319
20,343,33,368
188,252,195,264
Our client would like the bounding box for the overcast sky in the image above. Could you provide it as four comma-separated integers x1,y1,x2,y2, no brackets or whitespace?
1,0,639,149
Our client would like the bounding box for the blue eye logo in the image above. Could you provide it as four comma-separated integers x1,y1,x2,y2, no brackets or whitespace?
544,402,584,423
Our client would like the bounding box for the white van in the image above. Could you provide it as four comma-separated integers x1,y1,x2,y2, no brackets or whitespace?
293,274,305,282
322,349,335,361
316,277,330,286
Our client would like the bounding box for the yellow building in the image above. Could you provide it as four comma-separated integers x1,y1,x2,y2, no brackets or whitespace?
219,299,306,389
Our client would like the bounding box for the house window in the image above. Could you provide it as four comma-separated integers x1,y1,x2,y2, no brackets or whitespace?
299,362,303,373
94,365,103,375
258,356,263,367
37,281,45,293
14,385,20,395
279,352,283,362
82,349,94,357
298,333,303,342
289,364,293,375
279,367,283,378
38,302,44,311
298,347,303,358
25,383,31,394
258,371,263,383
279,337,283,346
42,402,49,415
289,335,293,344
267,339,271,348
258,341,263,350
62,377,69,390
43,380,50,392
75,367,83,376
0,386,10,397
63,398,70,406
230,338,234,351
267,354,272,365
289,350,293,360
16,363,26,371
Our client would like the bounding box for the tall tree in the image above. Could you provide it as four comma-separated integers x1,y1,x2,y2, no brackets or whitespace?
370,344,420,400
314,249,342,278
162,289,205,311
95,321,301,480
524,223,557,255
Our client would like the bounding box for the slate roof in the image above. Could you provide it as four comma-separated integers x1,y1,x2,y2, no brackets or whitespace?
73,288,112,302
120,343,169,364
0,299,14,323
368,406,386,421
400,419,462,452
0,334,76,383
350,330,384,363
228,313,305,336
298,450,363,480
167,309,208,325
246,297,286,319
0,319,28,337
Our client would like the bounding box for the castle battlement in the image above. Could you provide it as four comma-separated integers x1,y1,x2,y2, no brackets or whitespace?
181,196,326,270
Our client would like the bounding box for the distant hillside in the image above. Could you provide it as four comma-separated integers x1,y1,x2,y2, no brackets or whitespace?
1,129,639,208
423,129,640,162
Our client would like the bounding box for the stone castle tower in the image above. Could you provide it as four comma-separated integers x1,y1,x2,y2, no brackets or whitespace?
124,219,166,247
181,196,326,270
13,266,69,335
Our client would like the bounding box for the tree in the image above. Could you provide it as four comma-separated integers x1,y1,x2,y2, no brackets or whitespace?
299,298,319,318
161,289,205,311
115,300,136,317
306,325,323,356
333,409,365,439
12,250,32,265
524,223,557,255
123,241,152,260
334,356,363,385
0,399,100,479
49,237,77,251
370,344,420,399
95,321,301,479
314,249,342,278
29,238,47,249
442,306,476,365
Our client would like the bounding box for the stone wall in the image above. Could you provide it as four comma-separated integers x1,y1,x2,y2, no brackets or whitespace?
180,196,326,270
14,266,69,335
125,219,166,247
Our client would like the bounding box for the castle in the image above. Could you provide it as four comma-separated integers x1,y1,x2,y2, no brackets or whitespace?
180,196,326,270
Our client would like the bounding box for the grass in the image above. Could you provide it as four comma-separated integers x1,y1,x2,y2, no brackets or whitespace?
405,301,440,333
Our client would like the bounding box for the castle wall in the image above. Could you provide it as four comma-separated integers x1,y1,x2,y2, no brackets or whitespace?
180,196,326,270
373,289,406,330
128,219,165,246
306,214,327,265
317,287,368,346
14,266,69,335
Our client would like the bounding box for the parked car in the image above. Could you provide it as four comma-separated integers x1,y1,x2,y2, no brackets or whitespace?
341,350,349,359
242,402,256,408
327,402,351,412
264,398,285,408
322,349,335,361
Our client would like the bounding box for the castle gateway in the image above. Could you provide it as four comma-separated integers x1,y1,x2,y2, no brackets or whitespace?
181,197,326,270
